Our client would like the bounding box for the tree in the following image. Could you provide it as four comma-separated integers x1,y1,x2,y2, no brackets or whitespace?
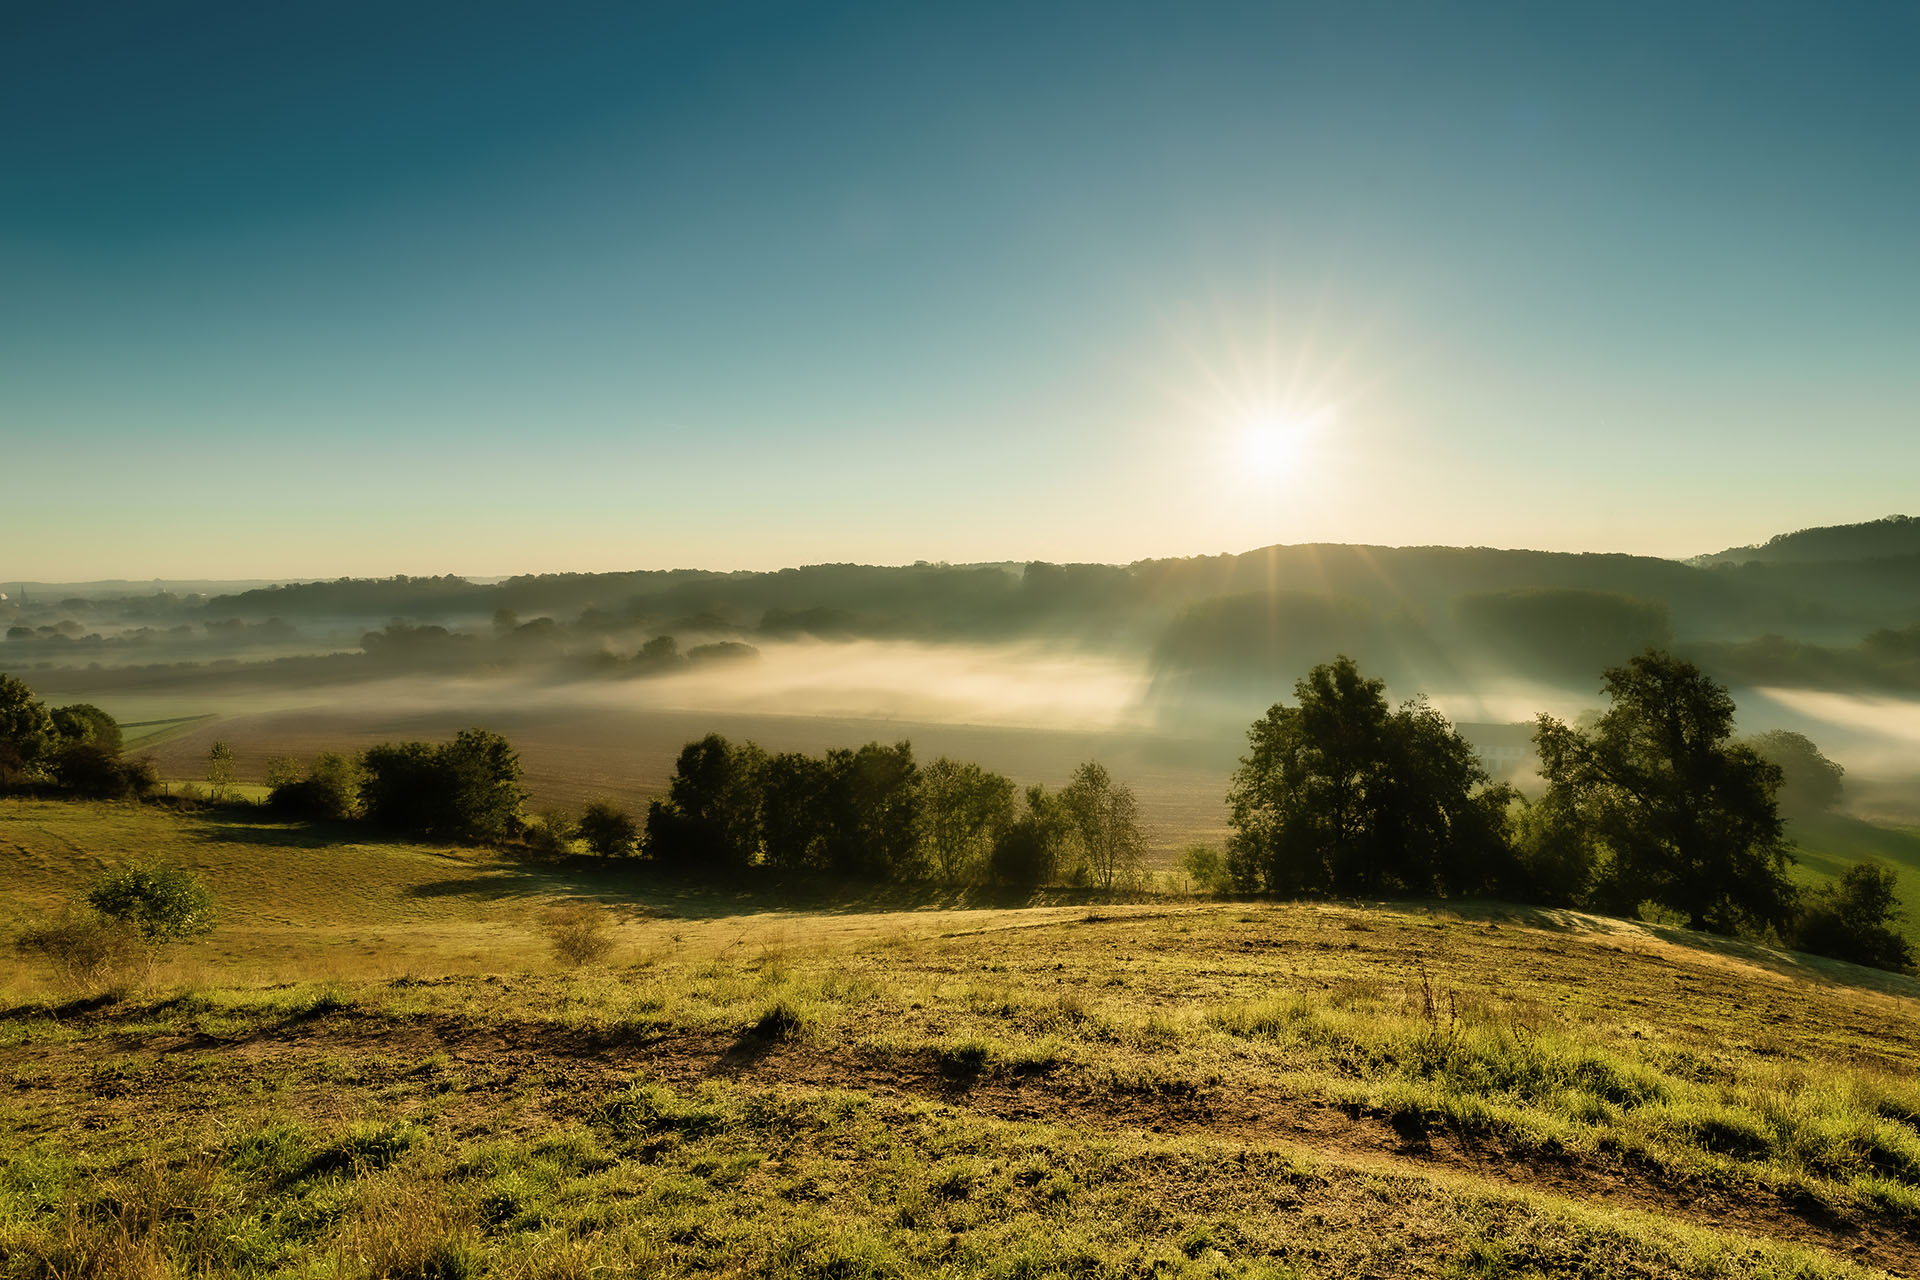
360,729,525,842
1533,651,1794,934
830,741,921,880
50,703,121,753
207,740,236,801
759,751,834,872
990,785,1068,888
1226,656,1516,897
87,864,216,942
644,734,766,871
577,800,639,857
0,672,54,778
50,743,156,799
1060,762,1145,890
1792,862,1914,972
269,752,361,821
1741,730,1845,818
919,757,1015,883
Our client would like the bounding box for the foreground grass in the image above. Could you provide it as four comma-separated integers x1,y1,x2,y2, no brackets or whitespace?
4,797,1919,1276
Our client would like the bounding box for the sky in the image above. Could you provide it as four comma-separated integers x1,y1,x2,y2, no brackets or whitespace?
4,0,1918,580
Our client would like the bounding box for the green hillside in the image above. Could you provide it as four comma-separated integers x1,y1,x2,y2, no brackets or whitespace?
3,798,1918,1277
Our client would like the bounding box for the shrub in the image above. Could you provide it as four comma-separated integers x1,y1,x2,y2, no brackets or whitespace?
13,909,146,989
49,743,157,799
1181,844,1233,894
268,752,360,820
87,864,216,942
524,810,576,858
577,799,639,857
360,729,524,843
1794,863,1915,972
542,904,614,967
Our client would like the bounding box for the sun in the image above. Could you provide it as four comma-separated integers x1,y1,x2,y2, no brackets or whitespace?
1236,407,1333,482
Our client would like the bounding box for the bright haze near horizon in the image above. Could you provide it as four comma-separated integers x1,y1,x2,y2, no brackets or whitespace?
4,1,1918,580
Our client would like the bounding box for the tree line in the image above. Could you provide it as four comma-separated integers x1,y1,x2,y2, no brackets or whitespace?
1223,651,1911,971
2,651,1911,971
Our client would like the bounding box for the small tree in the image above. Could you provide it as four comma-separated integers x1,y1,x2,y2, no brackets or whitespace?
207,740,237,802
87,864,216,943
1060,762,1145,891
1793,863,1914,972
50,703,121,753
269,752,361,821
525,810,577,857
577,800,639,857
990,785,1068,888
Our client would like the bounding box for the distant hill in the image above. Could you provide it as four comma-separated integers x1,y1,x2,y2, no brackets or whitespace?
1695,515,1920,566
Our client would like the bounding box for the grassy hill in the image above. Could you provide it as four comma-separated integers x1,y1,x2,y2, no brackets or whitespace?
3,798,1919,1278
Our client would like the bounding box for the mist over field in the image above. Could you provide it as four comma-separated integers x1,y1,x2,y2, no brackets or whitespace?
8,515,1920,829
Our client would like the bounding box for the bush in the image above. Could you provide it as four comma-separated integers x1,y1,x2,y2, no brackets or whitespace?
87,864,216,942
1794,863,1914,972
577,799,639,857
13,909,145,989
525,810,576,858
360,729,524,843
542,904,614,967
49,743,157,799
1181,844,1233,894
268,752,360,821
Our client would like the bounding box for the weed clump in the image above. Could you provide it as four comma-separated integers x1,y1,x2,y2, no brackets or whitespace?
749,998,814,1043
541,904,614,968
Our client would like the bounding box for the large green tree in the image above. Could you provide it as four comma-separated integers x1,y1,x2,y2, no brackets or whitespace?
919,756,1015,883
1226,656,1514,897
1532,651,1794,934
644,734,767,871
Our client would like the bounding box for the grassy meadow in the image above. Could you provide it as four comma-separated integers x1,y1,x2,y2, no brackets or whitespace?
4,796,1920,1278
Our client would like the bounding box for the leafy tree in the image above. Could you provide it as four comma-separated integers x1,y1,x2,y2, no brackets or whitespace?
207,740,236,801
990,785,1068,888
87,864,216,942
525,810,577,857
1060,761,1145,890
1533,651,1794,934
1792,862,1914,972
1741,729,1845,818
635,635,682,670
50,703,121,753
269,752,361,821
759,751,834,871
828,741,921,880
50,743,156,799
919,756,1015,883
644,734,766,871
577,800,639,857
1226,656,1514,897
0,672,54,776
360,729,525,842
1181,843,1232,894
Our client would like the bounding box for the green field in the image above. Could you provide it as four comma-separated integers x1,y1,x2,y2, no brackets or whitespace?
4,797,1919,1278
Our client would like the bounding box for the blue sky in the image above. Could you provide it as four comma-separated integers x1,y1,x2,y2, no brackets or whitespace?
4,1,1917,578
